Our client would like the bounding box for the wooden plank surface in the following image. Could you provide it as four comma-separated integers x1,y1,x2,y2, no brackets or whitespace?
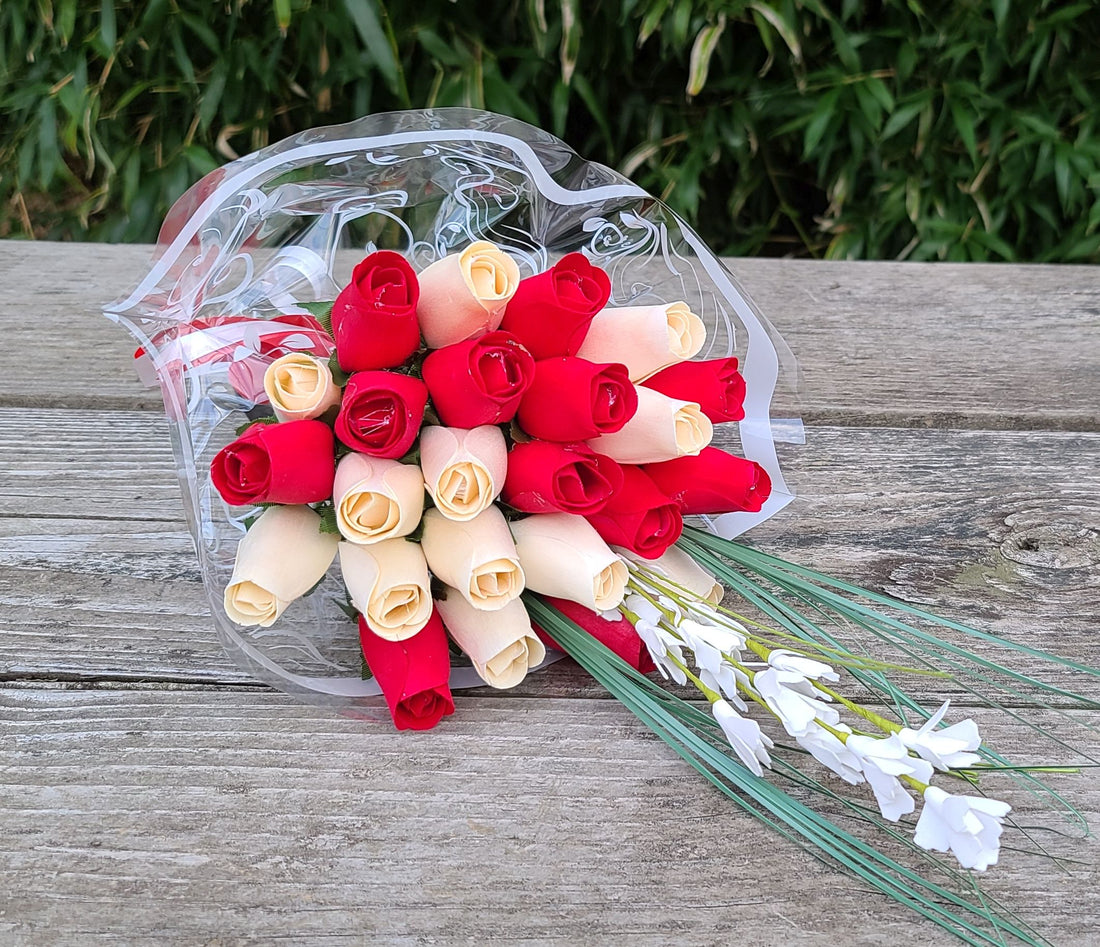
4,689,1099,947
2,240,1099,946
3,410,1098,693
1,242,1097,427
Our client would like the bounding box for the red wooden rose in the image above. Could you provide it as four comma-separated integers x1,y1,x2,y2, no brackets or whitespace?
645,446,772,514
643,357,747,422
210,419,335,506
501,440,623,516
516,357,637,441
533,596,657,674
499,253,611,359
421,330,535,427
585,464,683,560
331,250,421,371
334,370,428,459
358,611,455,731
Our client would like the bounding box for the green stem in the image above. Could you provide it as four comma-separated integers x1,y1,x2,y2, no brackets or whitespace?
814,681,902,736
901,773,931,793
664,650,722,703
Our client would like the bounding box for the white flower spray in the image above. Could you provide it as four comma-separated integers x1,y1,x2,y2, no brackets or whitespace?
620,557,1008,871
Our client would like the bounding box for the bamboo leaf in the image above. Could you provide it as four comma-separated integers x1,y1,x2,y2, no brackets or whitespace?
686,15,726,98
99,0,116,49
343,0,401,94
748,2,802,62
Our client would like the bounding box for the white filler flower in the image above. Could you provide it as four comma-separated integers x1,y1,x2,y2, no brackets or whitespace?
767,649,840,683
914,786,1012,871
796,723,863,785
846,734,934,821
898,701,982,771
753,668,840,736
712,700,774,777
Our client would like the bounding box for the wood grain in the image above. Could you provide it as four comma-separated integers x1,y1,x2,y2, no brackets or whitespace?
1,242,1097,426
3,688,1098,947
4,408,1097,698
3,240,1098,946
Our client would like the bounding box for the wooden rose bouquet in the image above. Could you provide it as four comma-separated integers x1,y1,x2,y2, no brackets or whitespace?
107,111,1099,946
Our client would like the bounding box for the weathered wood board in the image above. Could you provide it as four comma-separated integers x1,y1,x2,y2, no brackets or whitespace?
4,690,1099,947
1,242,1097,427
1,241,1098,946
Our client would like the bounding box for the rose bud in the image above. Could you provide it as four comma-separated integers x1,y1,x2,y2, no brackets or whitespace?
416,241,521,348
586,465,683,560
436,593,545,690
421,330,534,427
502,441,623,516
643,356,746,423
211,419,335,506
358,610,455,731
587,386,712,464
532,596,657,674
576,301,706,381
420,506,525,612
614,544,723,606
510,512,628,612
331,250,421,371
339,539,433,641
516,358,637,442
333,453,424,544
263,352,343,422
223,505,339,627
644,447,772,514
335,370,428,459
500,253,611,359
420,425,507,522
225,315,335,404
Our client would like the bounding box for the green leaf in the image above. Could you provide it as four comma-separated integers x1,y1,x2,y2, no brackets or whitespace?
949,98,978,163
99,0,116,49
803,88,839,159
881,99,926,142
559,0,582,87
637,0,670,46
274,0,292,32
417,27,463,67
327,350,350,387
36,97,59,190
316,502,340,535
343,0,401,95
967,227,1016,260
197,60,228,131
686,15,726,98
299,300,335,336
571,72,613,156
235,415,278,435
748,2,802,62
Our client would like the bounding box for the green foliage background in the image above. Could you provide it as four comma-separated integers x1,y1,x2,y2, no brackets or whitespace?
2,0,1098,260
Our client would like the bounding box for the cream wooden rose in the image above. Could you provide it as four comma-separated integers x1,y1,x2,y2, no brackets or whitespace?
338,539,432,640
420,425,506,522
436,592,545,689
333,453,424,544
588,386,712,464
263,352,342,422
575,301,706,381
615,544,723,606
510,512,627,612
420,506,525,611
416,241,521,348
223,505,339,627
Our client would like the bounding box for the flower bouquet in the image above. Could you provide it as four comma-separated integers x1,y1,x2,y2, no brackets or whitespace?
106,110,1098,946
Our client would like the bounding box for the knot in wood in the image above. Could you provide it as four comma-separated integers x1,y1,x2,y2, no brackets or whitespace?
999,524,1100,570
